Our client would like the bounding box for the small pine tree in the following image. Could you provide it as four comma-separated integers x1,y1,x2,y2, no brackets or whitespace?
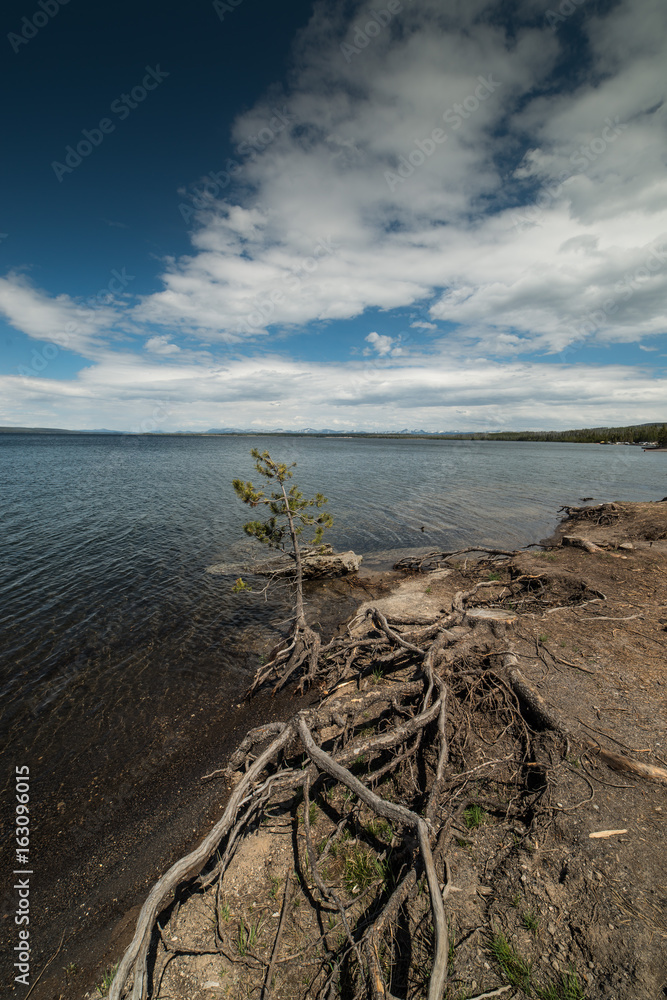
232,449,333,632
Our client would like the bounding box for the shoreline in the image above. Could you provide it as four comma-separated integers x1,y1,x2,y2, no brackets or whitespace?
8,500,667,1000
1,569,397,1000
102,500,666,1000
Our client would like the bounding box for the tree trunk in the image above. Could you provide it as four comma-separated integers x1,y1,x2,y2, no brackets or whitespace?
280,479,306,627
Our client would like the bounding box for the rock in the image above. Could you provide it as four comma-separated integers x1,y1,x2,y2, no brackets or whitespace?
208,544,362,580
299,547,362,579
349,570,451,631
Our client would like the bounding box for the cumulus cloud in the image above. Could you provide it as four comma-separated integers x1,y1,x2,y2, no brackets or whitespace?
364,332,402,356
0,272,121,356
144,335,181,356
128,0,667,362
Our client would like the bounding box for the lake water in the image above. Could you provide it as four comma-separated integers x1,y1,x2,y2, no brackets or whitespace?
1,434,665,768
0,433,664,988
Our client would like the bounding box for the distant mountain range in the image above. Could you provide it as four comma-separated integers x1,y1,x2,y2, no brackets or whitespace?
1,423,664,443
0,426,459,436
0,426,125,434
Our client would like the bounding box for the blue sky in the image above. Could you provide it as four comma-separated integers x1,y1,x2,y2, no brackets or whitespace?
1,0,666,432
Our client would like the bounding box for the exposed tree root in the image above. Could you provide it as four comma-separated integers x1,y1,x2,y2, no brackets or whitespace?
109,550,666,1000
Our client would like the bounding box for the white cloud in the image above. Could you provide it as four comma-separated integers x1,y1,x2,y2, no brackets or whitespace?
126,0,667,361
364,331,402,356
2,350,666,432
144,335,181,356
0,272,120,356
4,0,667,433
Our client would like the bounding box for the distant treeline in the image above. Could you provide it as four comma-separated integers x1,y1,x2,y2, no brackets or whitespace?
1,422,665,443
445,423,667,445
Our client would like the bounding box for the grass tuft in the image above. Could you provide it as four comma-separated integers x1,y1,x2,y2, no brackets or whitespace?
237,916,262,956
343,849,386,894
522,909,540,933
537,965,586,1000
463,803,486,829
96,963,119,996
489,931,532,993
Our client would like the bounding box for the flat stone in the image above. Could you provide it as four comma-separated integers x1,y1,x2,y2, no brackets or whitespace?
349,574,447,631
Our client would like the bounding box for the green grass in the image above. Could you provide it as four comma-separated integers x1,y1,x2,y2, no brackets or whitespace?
269,876,280,900
522,909,540,933
538,633,548,643
343,849,387,894
219,900,231,922
365,818,393,842
490,931,532,993
463,804,487,829
537,967,586,1000
488,571,501,581
489,932,586,1000
237,916,262,956
96,963,118,996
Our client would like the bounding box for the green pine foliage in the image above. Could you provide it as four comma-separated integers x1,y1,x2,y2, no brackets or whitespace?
232,449,333,552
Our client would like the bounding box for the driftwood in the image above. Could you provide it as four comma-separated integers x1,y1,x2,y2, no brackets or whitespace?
561,535,603,553
394,546,517,573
